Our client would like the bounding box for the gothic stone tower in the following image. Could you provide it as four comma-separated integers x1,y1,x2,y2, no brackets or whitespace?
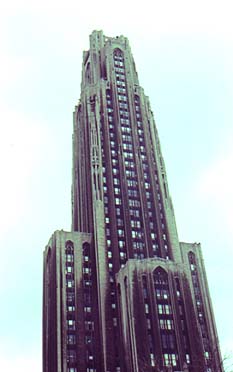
43,30,222,372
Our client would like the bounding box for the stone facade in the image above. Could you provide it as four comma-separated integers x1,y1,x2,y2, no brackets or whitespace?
43,31,222,372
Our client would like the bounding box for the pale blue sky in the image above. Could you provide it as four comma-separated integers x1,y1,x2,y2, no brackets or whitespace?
0,1,232,370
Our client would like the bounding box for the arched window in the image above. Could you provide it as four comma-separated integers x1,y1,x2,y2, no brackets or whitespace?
188,251,196,264
188,251,197,272
141,275,148,299
113,48,124,59
83,242,91,257
153,267,168,286
134,94,140,104
46,247,51,264
85,62,92,84
65,240,74,255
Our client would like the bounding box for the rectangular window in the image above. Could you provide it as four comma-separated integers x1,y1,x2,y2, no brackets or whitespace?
67,319,76,330
67,280,74,288
163,353,177,367
158,304,163,314
160,319,165,329
117,218,123,226
167,319,174,330
114,187,120,195
67,350,77,363
119,240,125,248
84,280,92,287
83,293,91,304
66,293,75,304
117,229,124,237
116,207,121,216
120,252,126,259
158,304,172,315
147,318,151,329
83,267,91,274
115,198,121,205
171,354,177,366
67,334,76,344
150,353,155,367
66,254,73,262
151,232,156,240
67,305,75,312
162,290,169,299
85,321,94,331
84,306,91,313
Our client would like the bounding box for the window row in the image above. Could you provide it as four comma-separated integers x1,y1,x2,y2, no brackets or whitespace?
116,79,126,86
120,118,130,125
161,333,176,349
134,253,145,259
124,151,133,159
120,109,128,117
119,102,128,109
131,220,141,228
122,134,132,142
132,241,145,250
158,304,172,315
114,60,124,67
160,318,174,330
121,126,131,133
114,53,124,61
129,199,140,207
163,353,178,367
123,143,133,150
131,230,144,239
114,67,125,73
118,94,127,102
128,189,138,197
125,160,134,168
125,170,136,178
156,289,169,300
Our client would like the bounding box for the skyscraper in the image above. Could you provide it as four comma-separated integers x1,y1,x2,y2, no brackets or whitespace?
43,30,222,372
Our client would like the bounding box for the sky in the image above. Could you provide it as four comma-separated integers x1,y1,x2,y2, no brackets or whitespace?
0,1,232,371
